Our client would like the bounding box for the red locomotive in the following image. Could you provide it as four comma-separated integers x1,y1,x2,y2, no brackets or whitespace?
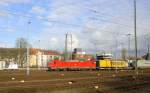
48,60,96,71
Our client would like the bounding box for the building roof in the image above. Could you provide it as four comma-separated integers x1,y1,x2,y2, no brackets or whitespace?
30,48,60,55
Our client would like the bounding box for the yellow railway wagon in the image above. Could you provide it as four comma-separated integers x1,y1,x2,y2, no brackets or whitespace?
99,59,112,68
98,60,128,69
111,61,128,68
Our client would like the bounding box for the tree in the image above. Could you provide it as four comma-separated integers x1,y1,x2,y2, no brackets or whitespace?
0,48,18,60
16,37,28,48
143,47,150,60
16,37,30,67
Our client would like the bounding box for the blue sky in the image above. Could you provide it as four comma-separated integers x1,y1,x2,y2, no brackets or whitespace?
0,0,150,56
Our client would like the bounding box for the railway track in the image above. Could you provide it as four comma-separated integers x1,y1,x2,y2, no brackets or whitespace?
0,74,149,92
0,70,150,93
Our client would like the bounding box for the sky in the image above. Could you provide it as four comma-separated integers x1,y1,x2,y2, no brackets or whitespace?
0,0,150,56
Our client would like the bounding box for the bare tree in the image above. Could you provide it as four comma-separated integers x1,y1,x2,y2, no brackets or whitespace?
16,37,30,67
16,37,28,48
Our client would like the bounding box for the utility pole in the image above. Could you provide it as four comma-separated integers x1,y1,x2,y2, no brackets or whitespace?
70,34,73,60
147,45,150,60
64,33,73,61
64,33,68,61
148,45,149,53
38,40,40,70
114,32,118,74
127,34,131,60
26,21,31,76
148,45,150,54
134,0,138,76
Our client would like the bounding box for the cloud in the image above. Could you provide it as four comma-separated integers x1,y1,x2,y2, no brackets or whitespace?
26,0,150,56
47,1,87,22
0,1,8,6
0,0,149,56
5,28,16,32
81,18,131,52
0,11,9,17
0,42,7,47
44,0,131,52
31,6,46,14
0,0,29,5
24,0,150,51
49,37,58,46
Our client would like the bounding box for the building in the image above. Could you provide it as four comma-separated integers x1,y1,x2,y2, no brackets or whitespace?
72,48,94,61
73,48,85,54
0,61,6,70
30,49,61,67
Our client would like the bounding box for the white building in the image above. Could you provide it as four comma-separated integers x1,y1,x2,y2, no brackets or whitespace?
30,49,61,67
0,61,6,70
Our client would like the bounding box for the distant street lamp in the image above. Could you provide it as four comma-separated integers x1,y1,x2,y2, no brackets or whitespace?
126,34,132,60
26,21,31,76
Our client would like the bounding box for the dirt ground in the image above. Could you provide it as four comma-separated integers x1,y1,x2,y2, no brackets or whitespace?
0,69,150,93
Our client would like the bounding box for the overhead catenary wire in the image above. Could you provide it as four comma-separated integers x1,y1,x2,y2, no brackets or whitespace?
0,1,150,51
0,9,81,27
0,1,149,29
81,1,150,29
0,0,150,30
89,15,150,31
1,5,150,31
